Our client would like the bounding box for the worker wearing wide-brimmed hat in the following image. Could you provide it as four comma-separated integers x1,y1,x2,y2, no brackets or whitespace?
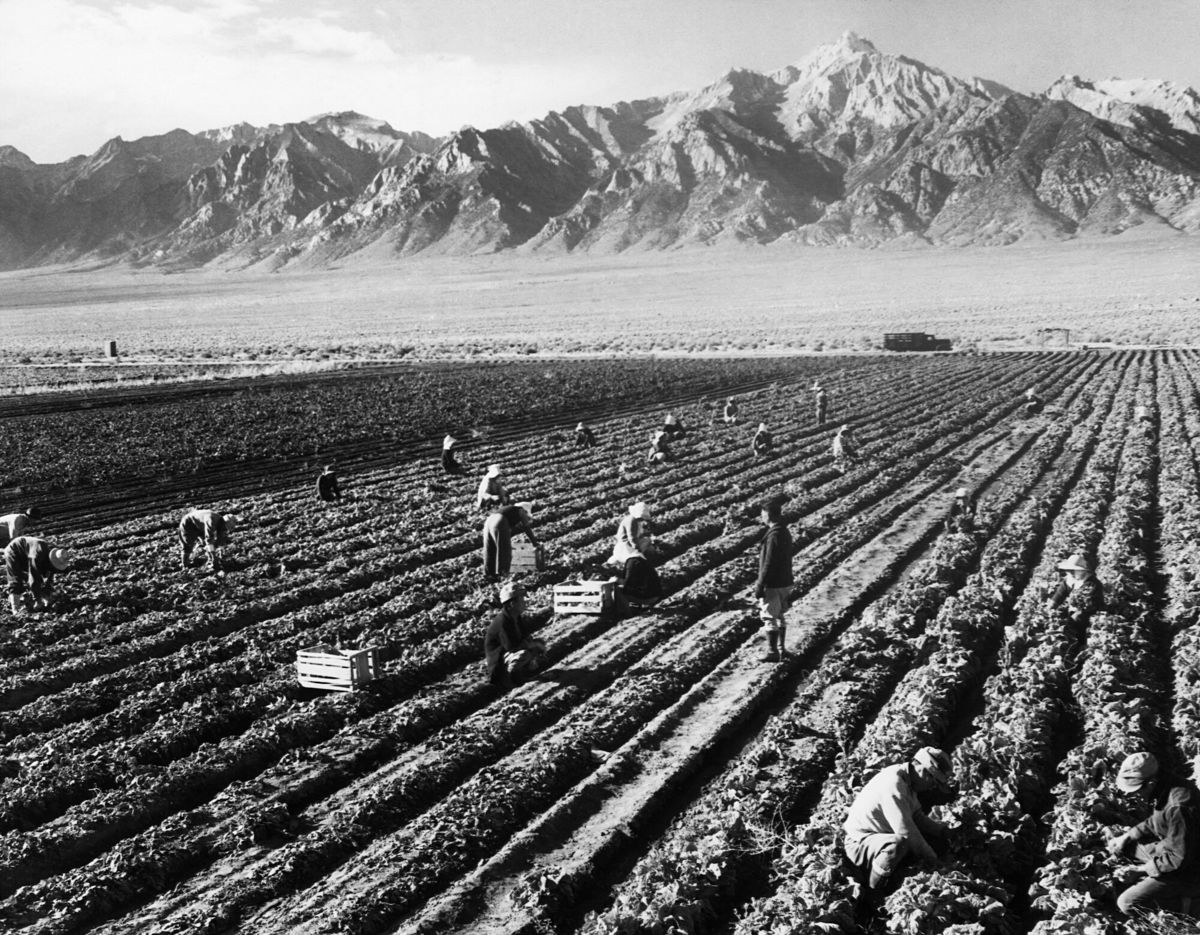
844,746,954,890
1046,553,1104,622
482,501,537,580
574,422,597,448
1106,751,1200,916
475,464,511,511
609,501,662,605
946,487,976,534
482,582,547,688
0,507,39,549
4,536,71,614
179,508,237,573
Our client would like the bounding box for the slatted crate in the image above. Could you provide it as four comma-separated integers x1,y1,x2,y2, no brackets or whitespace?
511,539,546,573
553,579,618,616
295,646,379,692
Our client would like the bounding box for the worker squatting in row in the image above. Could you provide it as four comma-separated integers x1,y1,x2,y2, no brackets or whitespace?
845,746,1200,917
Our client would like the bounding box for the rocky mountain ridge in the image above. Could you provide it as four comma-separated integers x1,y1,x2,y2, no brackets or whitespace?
3,33,1200,269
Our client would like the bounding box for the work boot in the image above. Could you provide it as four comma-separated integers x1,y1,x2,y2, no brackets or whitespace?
763,628,780,663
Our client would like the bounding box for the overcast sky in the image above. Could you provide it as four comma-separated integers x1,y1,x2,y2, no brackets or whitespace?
4,0,1199,163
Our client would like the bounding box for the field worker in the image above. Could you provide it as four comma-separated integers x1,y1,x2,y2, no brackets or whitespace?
316,465,341,502
946,488,976,534
575,422,598,448
0,507,39,548
752,422,775,458
179,508,237,572
815,386,829,426
441,434,465,475
483,582,547,688
755,494,793,662
1106,759,1200,916
647,429,673,465
482,502,538,580
5,536,70,614
843,746,953,890
476,464,510,511
663,412,687,439
723,398,740,424
1023,387,1044,416
832,424,860,471
1045,553,1104,622
609,501,663,606
1110,752,1184,816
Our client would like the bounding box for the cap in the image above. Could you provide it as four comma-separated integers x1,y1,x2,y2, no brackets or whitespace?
912,746,952,787
1117,752,1159,792
49,547,72,571
955,488,968,498
486,464,501,478
629,502,652,520
1057,553,1090,573
499,581,524,604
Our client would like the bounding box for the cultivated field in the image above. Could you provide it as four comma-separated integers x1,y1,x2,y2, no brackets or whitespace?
2,349,1197,934
2,238,1199,367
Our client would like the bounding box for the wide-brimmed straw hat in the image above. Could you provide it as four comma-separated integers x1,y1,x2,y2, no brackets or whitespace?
1057,553,1090,573
49,547,72,571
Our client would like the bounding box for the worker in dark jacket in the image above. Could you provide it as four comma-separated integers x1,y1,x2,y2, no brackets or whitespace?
482,502,538,579
752,422,775,458
832,424,860,472
475,464,510,511
663,412,687,439
647,429,673,465
5,536,71,614
946,487,976,534
0,507,39,549
756,494,794,662
815,386,829,426
574,422,597,448
1023,388,1044,416
608,501,663,606
316,465,341,502
441,434,465,475
1108,771,1200,915
180,508,237,572
483,582,546,688
723,398,740,424
1045,553,1104,622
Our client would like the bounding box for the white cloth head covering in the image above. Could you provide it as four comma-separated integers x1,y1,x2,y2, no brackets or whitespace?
486,464,501,478
955,488,968,498
499,581,524,604
515,502,533,518
629,502,651,520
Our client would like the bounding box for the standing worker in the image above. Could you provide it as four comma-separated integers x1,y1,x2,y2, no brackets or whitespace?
752,422,775,458
316,465,341,503
815,385,829,426
575,422,598,448
179,508,237,573
756,494,793,662
476,464,510,511
1106,756,1200,916
647,429,673,465
843,747,954,890
946,488,976,534
482,502,538,580
5,536,71,614
832,424,860,472
723,398,740,424
441,434,465,475
0,507,39,548
609,501,663,606
483,582,547,688
1045,553,1104,622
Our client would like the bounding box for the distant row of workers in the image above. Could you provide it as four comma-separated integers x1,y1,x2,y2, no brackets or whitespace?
847,747,1198,917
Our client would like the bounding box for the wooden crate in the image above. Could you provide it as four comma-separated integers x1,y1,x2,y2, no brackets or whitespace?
511,539,546,573
553,579,618,616
296,647,378,692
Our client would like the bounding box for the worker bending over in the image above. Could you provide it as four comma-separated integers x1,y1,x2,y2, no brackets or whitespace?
946,488,976,534
609,501,663,607
663,412,687,439
1045,553,1104,622
5,536,71,614
483,582,547,688
844,747,953,890
752,422,775,458
0,507,39,548
756,494,793,662
476,464,510,511
575,422,597,448
647,430,673,464
316,465,341,502
482,502,538,579
1023,388,1044,416
441,434,465,475
180,508,237,573
832,424,860,472
723,398,740,424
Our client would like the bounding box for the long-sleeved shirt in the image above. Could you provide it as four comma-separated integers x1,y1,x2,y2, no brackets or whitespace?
844,763,944,862
1128,785,1200,879
179,509,229,546
316,472,341,501
4,536,56,592
752,430,774,454
0,514,31,542
476,476,509,509
612,515,651,564
483,607,527,677
1048,577,1103,618
755,522,793,596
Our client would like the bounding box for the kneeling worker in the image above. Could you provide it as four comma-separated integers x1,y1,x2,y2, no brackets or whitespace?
180,508,237,573
609,501,663,606
5,536,71,614
844,747,953,890
483,582,547,688
316,465,341,502
752,422,775,458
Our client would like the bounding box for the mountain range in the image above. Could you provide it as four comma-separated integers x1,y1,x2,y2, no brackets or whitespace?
3,32,1200,271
